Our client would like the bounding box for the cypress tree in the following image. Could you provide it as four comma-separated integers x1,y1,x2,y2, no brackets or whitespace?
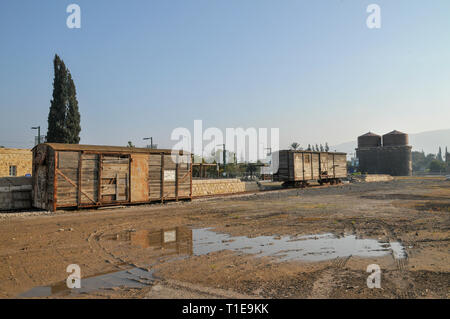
437,147,443,162
65,72,81,143
47,55,68,143
46,54,81,144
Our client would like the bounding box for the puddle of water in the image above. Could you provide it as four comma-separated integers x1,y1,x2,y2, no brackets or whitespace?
19,226,406,297
19,227,194,298
192,229,406,262
389,241,407,259
106,227,194,256
19,267,155,298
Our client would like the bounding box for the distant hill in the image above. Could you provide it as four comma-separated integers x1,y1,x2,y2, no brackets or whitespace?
332,129,450,155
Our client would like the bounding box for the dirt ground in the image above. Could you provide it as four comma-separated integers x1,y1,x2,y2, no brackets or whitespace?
0,177,448,299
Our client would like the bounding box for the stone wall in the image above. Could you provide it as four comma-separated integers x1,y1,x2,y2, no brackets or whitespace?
351,174,394,183
0,177,32,210
0,148,32,177
192,179,259,197
362,174,394,182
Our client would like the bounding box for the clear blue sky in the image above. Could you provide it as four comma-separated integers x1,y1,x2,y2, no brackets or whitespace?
1,0,449,149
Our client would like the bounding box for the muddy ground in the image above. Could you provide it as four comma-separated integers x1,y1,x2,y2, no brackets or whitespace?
0,177,448,299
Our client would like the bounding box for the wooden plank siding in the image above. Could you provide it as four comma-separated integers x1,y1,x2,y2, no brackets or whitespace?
32,144,192,211
273,150,347,183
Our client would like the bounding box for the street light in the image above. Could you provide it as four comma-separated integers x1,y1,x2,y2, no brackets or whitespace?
143,137,153,149
216,144,226,176
31,126,41,145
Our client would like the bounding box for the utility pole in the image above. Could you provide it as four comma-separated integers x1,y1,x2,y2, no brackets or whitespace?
31,126,41,145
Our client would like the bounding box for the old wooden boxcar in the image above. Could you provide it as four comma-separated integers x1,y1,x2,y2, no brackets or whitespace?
32,144,192,211
273,150,347,187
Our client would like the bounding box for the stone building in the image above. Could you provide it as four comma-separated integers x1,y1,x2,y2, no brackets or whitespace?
0,148,32,177
356,130,412,176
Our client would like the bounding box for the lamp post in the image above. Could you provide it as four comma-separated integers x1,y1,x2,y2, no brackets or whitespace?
217,144,226,177
143,137,153,149
31,126,41,145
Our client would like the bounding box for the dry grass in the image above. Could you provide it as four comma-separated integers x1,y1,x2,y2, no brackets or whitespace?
394,176,446,180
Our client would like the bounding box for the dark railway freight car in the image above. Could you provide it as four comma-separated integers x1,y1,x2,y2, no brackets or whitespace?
273,150,347,187
32,144,192,211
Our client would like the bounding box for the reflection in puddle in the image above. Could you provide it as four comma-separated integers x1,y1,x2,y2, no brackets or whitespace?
19,267,155,298
193,229,407,262
19,227,406,297
111,227,194,256
20,227,191,298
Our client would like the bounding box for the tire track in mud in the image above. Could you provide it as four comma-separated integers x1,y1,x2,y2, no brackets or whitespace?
85,224,232,296
331,255,352,269
308,256,352,298
87,226,135,270
375,221,417,298
376,221,409,271
7,242,82,297
308,268,335,299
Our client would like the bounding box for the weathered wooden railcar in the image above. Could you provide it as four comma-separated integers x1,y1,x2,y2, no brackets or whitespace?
32,144,192,211
273,150,347,187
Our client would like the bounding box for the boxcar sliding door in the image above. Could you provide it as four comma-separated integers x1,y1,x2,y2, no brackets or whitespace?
303,153,312,180
130,154,149,202
100,155,130,203
319,153,329,177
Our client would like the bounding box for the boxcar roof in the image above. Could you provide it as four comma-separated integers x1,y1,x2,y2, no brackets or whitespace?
34,143,188,155
279,150,347,155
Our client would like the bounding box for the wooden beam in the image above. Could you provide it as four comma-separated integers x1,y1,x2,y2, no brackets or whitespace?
98,154,103,205
161,153,165,203
77,152,83,206
53,151,58,212
128,154,131,202
175,154,179,201
189,157,193,199
56,169,96,204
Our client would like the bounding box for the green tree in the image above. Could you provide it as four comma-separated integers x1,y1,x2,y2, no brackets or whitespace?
127,141,135,148
290,142,300,150
325,142,330,152
437,147,443,162
246,163,258,176
65,73,81,143
429,160,445,172
47,54,81,143
412,151,427,172
47,55,68,143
